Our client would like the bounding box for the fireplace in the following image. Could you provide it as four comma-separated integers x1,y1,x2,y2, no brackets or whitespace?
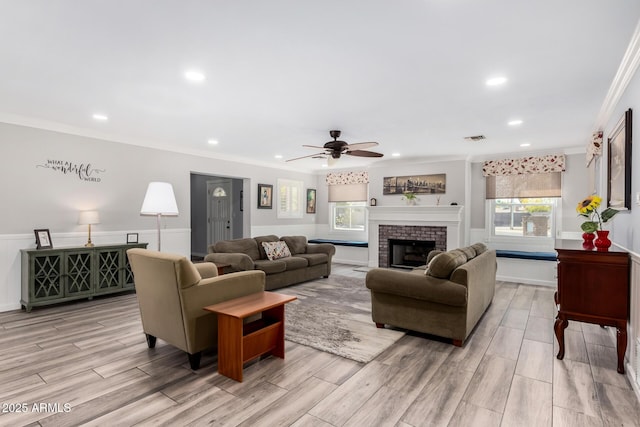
378,224,446,267
367,205,464,268
389,239,436,269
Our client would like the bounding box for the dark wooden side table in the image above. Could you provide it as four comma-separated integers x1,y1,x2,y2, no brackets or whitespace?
204,291,297,382
214,262,231,276
554,239,630,374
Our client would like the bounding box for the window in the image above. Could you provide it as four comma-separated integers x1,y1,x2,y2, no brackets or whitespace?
277,179,303,218
331,202,366,231
491,198,556,238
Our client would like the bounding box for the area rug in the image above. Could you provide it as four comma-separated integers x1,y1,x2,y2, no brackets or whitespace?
278,274,406,363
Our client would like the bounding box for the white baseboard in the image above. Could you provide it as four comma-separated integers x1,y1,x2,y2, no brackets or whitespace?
0,302,21,312
333,257,368,266
496,274,555,287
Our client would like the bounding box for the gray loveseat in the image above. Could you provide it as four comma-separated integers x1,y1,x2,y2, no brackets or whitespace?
204,235,335,290
365,243,496,346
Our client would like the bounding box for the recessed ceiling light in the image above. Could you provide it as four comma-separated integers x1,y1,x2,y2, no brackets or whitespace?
321,164,328,168
391,153,401,157
486,76,507,86
508,119,523,126
92,113,108,121
207,139,219,145
520,143,531,147
274,154,283,159
185,70,206,82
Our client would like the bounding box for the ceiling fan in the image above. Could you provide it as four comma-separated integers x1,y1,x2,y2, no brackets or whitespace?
286,130,384,162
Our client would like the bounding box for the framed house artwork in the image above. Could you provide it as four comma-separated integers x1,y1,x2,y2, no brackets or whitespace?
607,108,632,210
258,184,273,209
306,189,316,214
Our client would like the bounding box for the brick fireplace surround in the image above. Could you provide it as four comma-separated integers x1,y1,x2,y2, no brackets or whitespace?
367,205,464,268
378,225,446,268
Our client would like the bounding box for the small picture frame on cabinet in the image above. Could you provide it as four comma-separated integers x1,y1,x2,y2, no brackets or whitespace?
34,229,53,249
126,233,139,244
370,198,377,206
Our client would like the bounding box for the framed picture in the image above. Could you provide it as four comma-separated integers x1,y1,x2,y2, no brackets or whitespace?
383,174,446,195
127,233,139,244
306,189,316,214
607,108,632,210
258,184,273,209
34,229,53,249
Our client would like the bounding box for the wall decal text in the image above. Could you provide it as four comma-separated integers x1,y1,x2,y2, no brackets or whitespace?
36,159,106,182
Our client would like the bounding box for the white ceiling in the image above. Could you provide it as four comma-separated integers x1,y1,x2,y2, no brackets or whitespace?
1,1,639,171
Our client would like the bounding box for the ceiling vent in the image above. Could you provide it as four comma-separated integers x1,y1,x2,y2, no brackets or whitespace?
464,135,486,142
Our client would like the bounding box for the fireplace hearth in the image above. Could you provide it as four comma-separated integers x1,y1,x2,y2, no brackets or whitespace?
389,239,436,269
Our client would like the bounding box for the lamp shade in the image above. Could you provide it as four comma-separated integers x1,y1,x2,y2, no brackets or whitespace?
140,182,179,216
78,210,100,225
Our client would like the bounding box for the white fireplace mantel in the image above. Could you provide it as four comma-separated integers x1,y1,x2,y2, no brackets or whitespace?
367,205,464,268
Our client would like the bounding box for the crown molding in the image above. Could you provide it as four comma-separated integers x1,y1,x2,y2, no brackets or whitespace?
594,19,640,130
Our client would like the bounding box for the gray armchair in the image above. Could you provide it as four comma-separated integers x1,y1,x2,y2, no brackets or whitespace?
127,248,265,369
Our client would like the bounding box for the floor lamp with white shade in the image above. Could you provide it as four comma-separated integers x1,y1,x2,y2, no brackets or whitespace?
140,182,179,251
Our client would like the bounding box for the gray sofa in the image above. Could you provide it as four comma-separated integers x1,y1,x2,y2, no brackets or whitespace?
365,243,496,346
204,235,335,290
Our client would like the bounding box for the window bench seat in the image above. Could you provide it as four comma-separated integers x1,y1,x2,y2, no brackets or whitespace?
496,250,557,262
308,239,368,248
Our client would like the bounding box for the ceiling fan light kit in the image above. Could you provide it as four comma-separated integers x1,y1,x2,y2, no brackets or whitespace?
286,130,384,163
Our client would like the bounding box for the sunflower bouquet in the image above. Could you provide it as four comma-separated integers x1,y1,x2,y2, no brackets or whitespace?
576,195,619,233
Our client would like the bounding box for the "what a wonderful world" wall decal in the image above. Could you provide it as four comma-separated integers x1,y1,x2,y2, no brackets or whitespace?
36,159,106,182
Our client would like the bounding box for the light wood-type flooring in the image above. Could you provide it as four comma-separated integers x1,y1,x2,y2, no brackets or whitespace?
1,263,639,426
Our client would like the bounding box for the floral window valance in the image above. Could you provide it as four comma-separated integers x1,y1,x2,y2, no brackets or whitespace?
326,171,369,185
586,131,603,167
482,154,565,177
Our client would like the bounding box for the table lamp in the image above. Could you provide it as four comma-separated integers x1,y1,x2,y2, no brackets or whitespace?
140,182,179,251
78,210,100,247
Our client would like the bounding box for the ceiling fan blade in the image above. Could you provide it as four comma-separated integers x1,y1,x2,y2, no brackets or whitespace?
286,152,327,162
303,144,327,149
346,150,384,158
345,142,379,150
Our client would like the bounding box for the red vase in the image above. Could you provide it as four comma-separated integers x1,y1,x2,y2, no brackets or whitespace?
582,232,595,249
582,232,595,243
594,230,611,250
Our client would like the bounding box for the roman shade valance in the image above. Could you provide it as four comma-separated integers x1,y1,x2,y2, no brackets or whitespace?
326,171,369,202
483,154,565,199
482,154,565,176
586,131,603,167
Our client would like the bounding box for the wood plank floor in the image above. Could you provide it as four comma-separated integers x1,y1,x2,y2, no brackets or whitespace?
1,263,639,426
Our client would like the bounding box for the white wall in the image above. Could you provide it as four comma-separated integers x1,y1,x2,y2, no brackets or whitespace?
313,159,468,243
598,62,640,388
0,122,318,311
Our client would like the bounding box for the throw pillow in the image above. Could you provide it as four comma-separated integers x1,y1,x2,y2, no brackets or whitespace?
426,249,467,279
459,246,476,260
262,241,292,260
426,249,443,265
471,242,488,255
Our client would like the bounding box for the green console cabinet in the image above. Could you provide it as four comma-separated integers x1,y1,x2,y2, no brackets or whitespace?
21,243,147,311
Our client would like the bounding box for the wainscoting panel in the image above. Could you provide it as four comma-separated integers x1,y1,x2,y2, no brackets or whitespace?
0,229,190,312
250,225,317,239
628,252,640,400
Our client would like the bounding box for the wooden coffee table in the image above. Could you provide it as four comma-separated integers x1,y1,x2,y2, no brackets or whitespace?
204,291,297,382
